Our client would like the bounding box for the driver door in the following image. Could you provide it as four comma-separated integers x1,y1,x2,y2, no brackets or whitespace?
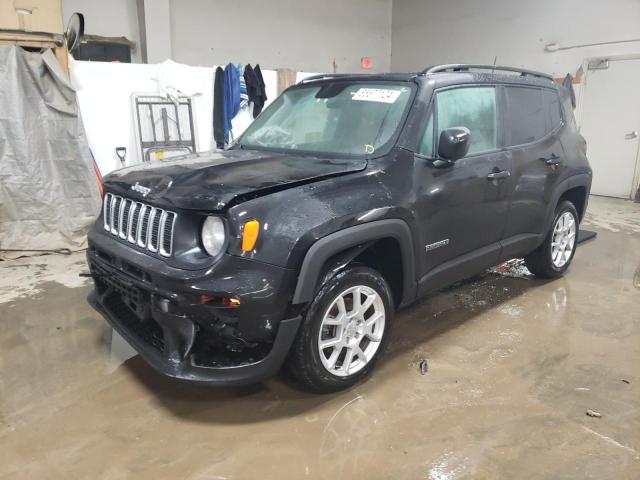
413,85,512,294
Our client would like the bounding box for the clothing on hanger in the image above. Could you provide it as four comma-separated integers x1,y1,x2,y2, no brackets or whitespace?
253,64,267,117
237,64,249,109
223,63,241,143
213,66,225,149
244,64,268,118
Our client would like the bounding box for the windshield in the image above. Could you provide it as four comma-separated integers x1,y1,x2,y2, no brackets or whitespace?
239,82,414,157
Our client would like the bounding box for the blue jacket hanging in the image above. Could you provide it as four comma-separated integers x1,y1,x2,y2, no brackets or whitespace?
223,63,241,143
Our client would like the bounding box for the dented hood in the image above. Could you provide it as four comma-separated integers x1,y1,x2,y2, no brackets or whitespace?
103,149,367,211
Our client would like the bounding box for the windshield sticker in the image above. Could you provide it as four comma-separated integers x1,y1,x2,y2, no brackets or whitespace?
352,88,402,104
365,144,375,154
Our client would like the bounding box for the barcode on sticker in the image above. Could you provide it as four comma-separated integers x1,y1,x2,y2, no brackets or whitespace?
352,88,402,104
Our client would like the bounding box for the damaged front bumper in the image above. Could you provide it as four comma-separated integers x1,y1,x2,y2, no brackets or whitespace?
86,233,301,386
89,290,300,386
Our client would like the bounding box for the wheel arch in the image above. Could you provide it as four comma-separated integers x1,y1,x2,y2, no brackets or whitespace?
558,186,587,221
545,174,591,230
291,219,416,308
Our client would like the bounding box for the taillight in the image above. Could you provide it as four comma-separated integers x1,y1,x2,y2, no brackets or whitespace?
580,138,587,156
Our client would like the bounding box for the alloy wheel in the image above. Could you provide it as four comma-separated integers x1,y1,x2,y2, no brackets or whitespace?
317,285,386,377
551,211,576,268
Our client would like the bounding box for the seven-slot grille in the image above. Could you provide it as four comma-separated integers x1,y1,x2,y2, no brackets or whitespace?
103,193,177,257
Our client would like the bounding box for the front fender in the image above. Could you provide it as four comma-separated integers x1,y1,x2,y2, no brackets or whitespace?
291,219,417,306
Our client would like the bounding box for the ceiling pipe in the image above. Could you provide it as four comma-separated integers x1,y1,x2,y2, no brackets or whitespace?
545,38,640,52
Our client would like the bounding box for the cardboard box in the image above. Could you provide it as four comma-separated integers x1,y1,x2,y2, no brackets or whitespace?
0,0,63,34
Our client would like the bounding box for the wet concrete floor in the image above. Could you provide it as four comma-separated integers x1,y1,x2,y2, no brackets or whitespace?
1,195,639,479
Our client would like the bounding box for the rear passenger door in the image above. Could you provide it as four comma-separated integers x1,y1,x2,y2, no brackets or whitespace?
500,86,566,259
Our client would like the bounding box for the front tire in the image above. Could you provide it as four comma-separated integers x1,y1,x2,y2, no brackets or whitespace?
525,200,579,278
287,266,393,393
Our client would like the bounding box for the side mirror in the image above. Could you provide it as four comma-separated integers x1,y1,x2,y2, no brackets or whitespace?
437,127,471,161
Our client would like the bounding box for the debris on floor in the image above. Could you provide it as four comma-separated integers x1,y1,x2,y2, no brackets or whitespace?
586,409,602,418
621,379,630,384
489,258,533,279
419,359,429,375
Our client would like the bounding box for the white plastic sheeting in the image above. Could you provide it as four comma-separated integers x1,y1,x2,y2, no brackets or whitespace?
71,60,213,175
0,46,101,255
71,60,316,177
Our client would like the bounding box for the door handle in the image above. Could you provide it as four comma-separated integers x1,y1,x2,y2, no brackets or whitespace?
540,154,562,166
625,131,639,140
487,169,510,180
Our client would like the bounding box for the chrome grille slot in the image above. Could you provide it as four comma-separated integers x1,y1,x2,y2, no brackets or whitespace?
111,196,122,236
128,202,140,243
101,194,177,257
103,194,112,231
119,199,131,239
138,206,151,247
160,212,176,257
147,208,160,252
107,194,116,233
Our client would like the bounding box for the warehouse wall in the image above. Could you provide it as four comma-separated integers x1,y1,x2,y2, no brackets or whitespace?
62,0,142,62
391,0,640,76
64,0,392,72
169,0,392,72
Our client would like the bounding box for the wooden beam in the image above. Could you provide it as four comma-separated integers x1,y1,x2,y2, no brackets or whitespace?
0,30,61,43
0,31,69,78
0,39,57,48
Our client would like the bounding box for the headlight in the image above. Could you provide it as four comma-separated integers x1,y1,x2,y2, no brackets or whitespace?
201,216,226,257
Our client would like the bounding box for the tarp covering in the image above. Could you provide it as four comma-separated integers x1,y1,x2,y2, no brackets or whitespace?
0,46,101,257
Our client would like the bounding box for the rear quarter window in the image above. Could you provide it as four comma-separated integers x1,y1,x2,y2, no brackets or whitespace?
543,88,562,132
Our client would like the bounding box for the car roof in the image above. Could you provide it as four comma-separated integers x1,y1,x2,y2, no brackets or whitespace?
299,64,560,90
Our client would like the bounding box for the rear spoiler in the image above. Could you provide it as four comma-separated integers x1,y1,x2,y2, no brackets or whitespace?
562,74,577,109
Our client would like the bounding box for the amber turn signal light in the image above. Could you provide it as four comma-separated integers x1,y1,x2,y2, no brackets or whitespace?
242,220,260,252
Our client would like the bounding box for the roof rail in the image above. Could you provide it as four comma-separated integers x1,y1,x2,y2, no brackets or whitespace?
421,64,554,81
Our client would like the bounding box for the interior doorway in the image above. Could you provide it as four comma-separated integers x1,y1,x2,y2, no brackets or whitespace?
580,57,640,199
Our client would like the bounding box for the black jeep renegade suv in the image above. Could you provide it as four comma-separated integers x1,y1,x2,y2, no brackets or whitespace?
87,64,592,392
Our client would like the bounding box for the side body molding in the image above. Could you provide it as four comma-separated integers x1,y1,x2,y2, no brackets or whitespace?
291,219,417,306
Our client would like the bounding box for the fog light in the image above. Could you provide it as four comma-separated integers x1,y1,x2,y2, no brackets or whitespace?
225,297,241,307
200,294,241,308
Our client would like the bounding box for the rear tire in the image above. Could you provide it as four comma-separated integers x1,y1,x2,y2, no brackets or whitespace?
525,200,579,278
287,266,393,393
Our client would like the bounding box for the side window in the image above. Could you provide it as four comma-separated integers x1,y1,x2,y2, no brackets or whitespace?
436,87,497,155
418,111,434,156
543,88,562,132
504,87,546,146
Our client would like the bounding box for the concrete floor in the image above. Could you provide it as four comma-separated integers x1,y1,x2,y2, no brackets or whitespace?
1,195,639,479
